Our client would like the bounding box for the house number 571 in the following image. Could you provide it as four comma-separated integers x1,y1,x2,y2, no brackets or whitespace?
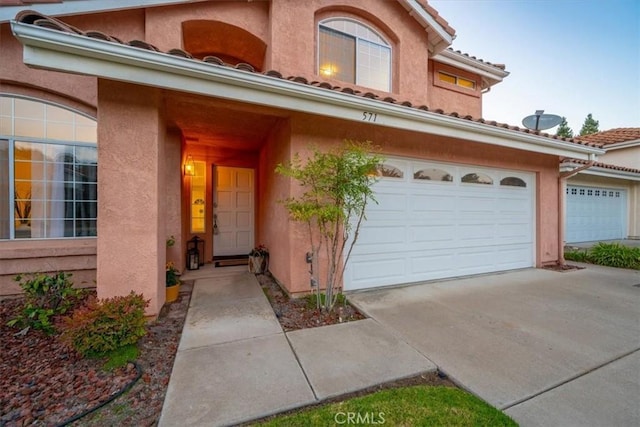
362,111,378,122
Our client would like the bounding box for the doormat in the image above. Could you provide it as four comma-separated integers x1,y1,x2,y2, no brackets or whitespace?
215,258,248,267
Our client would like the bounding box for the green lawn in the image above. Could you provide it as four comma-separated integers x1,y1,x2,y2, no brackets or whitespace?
256,385,517,426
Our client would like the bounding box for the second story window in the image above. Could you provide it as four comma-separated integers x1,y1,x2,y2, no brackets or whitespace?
318,19,391,92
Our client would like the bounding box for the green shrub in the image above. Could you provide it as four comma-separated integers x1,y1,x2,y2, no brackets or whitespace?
61,292,148,358
7,272,80,334
589,243,640,269
564,249,591,263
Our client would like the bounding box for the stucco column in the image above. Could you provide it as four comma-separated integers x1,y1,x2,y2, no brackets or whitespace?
165,129,183,270
97,80,166,316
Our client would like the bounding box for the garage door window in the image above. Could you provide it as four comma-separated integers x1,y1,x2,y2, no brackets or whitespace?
500,177,526,187
377,164,403,178
413,168,453,182
461,172,493,185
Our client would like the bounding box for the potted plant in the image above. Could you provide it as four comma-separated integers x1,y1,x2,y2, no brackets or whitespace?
248,244,269,274
165,261,181,303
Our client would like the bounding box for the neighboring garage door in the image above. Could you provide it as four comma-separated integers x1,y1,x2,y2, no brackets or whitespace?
344,159,535,291
565,185,626,243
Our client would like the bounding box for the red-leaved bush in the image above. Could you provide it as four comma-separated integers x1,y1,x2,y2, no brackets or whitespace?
60,292,148,358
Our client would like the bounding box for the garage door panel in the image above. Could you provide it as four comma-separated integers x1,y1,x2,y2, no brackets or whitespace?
347,257,407,289
409,193,456,212
409,224,457,243
410,253,456,276
344,161,535,291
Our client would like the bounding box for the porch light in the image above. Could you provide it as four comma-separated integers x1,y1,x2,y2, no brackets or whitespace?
184,155,195,176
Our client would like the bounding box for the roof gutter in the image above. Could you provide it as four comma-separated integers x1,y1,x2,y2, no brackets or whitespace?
11,21,603,160
0,0,212,23
560,162,640,181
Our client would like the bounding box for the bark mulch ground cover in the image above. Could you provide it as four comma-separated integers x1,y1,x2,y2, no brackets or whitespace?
1,270,455,426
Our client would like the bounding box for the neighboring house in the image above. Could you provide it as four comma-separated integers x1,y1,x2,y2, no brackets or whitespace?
0,0,603,316
562,128,640,243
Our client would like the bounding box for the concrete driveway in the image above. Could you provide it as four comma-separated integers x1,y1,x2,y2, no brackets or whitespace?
349,265,640,427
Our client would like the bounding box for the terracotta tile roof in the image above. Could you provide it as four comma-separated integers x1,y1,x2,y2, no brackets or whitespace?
574,128,640,147
14,10,602,151
444,48,507,71
415,0,456,37
561,158,640,175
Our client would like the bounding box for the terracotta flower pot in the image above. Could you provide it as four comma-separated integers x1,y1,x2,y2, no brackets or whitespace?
166,283,180,303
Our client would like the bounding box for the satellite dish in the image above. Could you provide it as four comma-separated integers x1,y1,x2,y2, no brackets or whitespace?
522,110,563,131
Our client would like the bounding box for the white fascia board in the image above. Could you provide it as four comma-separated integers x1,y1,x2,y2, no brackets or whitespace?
603,140,640,151
0,0,210,23
397,0,453,50
433,50,509,82
11,21,603,160
560,163,640,181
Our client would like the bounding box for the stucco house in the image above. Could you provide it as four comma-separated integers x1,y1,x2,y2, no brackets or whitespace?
562,128,640,243
1,0,604,317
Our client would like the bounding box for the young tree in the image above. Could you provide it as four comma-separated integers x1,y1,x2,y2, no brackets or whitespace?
579,113,600,136
555,116,573,138
276,141,383,312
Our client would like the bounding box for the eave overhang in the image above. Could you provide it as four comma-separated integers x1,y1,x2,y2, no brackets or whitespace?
10,21,603,161
432,49,509,89
560,163,640,182
602,139,640,151
396,0,454,54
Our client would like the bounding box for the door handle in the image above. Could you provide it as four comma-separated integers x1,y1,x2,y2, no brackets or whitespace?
213,214,219,235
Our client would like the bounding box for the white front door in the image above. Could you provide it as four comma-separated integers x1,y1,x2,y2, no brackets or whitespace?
213,167,254,257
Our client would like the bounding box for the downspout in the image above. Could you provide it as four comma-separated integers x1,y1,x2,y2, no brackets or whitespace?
558,160,595,265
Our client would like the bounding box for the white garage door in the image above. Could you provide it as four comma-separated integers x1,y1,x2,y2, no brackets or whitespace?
344,159,535,291
565,185,626,243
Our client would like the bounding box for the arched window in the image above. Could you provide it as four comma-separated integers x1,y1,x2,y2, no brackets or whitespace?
377,164,403,178
414,168,453,182
318,19,391,91
461,172,493,185
500,177,526,187
0,95,97,240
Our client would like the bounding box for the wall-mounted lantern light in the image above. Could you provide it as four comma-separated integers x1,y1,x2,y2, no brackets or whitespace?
184,155,195,176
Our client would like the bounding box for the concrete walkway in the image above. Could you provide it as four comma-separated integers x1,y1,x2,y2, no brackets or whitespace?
158,266,435,427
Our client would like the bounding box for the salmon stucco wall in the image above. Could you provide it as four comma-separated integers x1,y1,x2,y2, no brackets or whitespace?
271,0,432,105
258,118,293,289
165,129,184,270
600,147,640,171
278,113,560,293
97,80,166,316
144,1,270,53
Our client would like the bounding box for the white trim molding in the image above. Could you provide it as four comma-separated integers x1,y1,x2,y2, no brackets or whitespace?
10,21,603,160
433,49,509,89
396,0,454,53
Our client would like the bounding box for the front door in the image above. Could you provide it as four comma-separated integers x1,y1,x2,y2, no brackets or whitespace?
213,166,254,257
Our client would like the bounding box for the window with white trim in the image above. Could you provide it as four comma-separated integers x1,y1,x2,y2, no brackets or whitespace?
0,95,97,240
318,19,391,91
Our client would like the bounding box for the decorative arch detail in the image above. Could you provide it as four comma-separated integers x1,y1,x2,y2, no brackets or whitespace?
182,20,267,71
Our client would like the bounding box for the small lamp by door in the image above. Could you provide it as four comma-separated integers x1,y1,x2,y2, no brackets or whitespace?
184,155,195,176
187,247,199,270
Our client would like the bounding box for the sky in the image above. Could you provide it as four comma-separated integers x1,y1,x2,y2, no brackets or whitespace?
430,0,640,134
